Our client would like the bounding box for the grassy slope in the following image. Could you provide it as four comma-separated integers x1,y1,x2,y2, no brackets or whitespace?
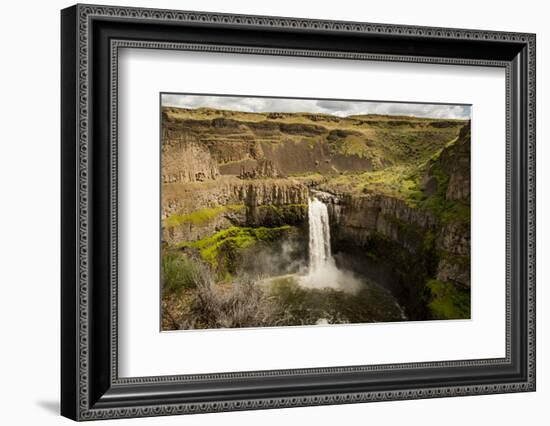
162,106,470,322
323,128,470,225
162,107,466,206
163,106,466,173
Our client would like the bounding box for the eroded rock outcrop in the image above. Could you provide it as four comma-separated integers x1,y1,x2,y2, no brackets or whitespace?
162,178,308,243
161,107,464,177
436,221,470,286
316,123,472,317
161,139,219,183
430,124,471,287
161,106,471,320
330,193,436,250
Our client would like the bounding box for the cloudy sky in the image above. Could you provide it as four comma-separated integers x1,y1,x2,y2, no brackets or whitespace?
162,93,471,120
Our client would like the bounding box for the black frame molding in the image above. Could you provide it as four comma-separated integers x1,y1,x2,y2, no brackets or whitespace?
61,4,536,421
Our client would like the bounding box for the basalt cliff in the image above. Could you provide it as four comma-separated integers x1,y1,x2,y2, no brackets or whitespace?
162,106,471,320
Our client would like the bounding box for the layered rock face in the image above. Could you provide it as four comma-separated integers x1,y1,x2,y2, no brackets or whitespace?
162,177,308,244
436,221,470,286
329,193,437,250
316,191,436,318
428,123,471,287
161,105,470,320
161,137,220,184
163,113,373,176
162,107,464,178
318,124,471,318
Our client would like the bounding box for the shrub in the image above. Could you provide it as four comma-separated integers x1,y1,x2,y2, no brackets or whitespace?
162,253,202,294
181,274,287,329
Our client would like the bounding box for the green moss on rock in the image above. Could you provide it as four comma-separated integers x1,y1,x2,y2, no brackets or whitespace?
254,203,307,226
179,226,293,271
426,279,470,320
164,204,244,229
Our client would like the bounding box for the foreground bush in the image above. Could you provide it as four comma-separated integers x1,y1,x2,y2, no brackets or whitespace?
184,272,287,329
162,259,287,329
162,253,201,294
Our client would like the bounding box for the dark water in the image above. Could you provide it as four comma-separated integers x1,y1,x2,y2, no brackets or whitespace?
263,273,406,326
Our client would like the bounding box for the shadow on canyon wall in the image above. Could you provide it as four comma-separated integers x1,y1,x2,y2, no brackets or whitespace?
161,106,471,329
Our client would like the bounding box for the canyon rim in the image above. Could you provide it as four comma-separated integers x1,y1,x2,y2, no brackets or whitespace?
160,94,471,331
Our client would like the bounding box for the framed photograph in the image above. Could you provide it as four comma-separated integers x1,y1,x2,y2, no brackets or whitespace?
61,4,536,421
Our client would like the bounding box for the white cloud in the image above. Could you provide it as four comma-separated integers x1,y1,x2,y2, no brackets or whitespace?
161,94,471,120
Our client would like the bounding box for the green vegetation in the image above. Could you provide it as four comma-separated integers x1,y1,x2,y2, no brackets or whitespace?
413,138,470,224
179,226,293,270
328,165,423,200
162,253,202,293
426,279,470,319
161,106,472,328
164,204,244,228
333,136,371,159
256,204,307,225
323,128,470,225
179,274,286,330
164,105,465,179
419,196,470,224
326,126,462,169
161,257,287,330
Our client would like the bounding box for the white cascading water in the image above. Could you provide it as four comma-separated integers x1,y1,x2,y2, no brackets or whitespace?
307,196,333,273
300,193,362,293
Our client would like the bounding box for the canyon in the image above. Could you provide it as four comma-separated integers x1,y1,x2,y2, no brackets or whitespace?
161,106,471,328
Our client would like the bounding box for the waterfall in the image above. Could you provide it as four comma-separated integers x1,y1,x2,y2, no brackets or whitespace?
308,196,333,273
301,193,363,293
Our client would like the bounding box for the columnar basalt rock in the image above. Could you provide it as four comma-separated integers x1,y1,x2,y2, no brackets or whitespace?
160,106,471,321
322,192,436,252
162,178,309,243
162,107,467,178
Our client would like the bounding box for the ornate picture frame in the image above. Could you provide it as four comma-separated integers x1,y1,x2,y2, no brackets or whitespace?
61,4,535,421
